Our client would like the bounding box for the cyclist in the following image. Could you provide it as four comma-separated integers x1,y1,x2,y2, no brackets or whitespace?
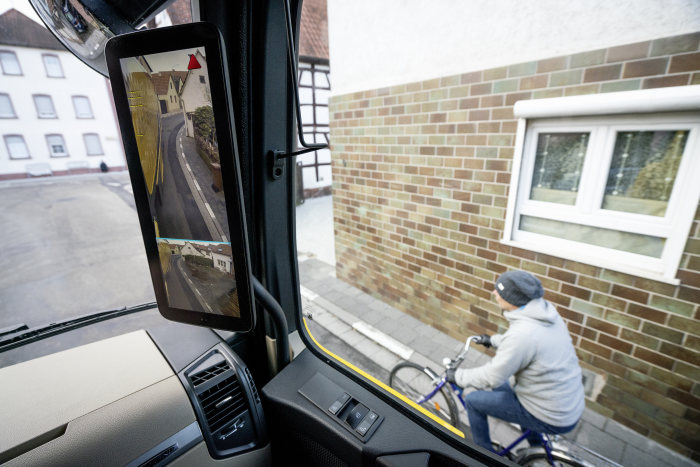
446,270,585,453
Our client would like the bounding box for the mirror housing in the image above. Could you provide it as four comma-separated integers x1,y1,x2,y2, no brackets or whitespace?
29,0,177,76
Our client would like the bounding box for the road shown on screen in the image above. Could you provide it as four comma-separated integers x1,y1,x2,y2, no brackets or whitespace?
156,113,212,240
163,253,206,312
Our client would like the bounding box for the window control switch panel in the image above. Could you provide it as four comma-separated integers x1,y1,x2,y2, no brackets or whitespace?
299,372,383,442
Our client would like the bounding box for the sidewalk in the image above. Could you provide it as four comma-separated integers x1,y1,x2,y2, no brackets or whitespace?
176,124,228,242
295,197,698,467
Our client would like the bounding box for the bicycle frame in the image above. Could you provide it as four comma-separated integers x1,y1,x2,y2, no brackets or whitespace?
414,335,561,465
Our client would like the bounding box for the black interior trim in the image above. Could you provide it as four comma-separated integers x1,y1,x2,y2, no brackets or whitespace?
262,349,504,466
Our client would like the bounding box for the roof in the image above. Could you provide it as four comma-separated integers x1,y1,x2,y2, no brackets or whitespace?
0,9,65,51
299,0,328,60
150,71,187,95
210,244,232,257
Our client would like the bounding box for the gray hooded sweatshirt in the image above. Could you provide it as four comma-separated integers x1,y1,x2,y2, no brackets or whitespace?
455,298,585,427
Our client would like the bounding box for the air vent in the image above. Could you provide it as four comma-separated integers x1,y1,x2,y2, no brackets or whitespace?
244,367,260,404
190,361,229,387
197,374,247,434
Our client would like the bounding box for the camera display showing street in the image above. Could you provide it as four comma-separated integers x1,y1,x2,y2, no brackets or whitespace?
158,239,239,317
120,48,239,316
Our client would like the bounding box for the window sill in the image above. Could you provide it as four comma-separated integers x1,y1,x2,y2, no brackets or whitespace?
500,237,681,286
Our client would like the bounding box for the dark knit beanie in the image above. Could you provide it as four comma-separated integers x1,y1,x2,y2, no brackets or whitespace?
495,270,544,307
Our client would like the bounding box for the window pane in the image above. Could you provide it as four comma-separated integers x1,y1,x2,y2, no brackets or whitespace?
0,51,21,75
520,215,664,257
529,132,589,205
5,136,29,159
0,94,15,117
47,135,67,156
602,130,688,217
35,95,56,117
43,55,63,77
84,134,103,155
73,96,93,118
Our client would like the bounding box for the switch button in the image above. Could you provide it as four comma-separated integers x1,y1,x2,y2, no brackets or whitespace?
346,404,369,429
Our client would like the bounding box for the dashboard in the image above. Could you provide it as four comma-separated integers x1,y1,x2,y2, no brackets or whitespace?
0,322,494,466
0,325,270,466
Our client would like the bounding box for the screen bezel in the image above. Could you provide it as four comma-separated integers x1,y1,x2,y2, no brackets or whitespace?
105,22,255,332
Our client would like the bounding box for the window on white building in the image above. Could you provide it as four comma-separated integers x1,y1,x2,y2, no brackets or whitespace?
46,134,68,157
83,133,103,155
0,93,16,118
72,96,93,118
505,88,700,283
0,51,22,75
34,95,57,118
4,135,30,159
42,54,64,78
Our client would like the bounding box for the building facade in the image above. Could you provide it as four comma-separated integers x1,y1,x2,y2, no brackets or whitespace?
329,28,700,463
0,9,125,180
180,50,210,138
297,0,332,198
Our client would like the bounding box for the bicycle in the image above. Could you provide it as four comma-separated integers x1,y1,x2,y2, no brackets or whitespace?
389,336,604,466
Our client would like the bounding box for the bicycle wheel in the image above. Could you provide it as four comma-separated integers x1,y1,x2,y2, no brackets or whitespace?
516,448,588,467
388,361,459,428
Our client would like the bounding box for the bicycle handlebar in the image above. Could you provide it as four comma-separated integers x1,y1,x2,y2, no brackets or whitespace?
444,335,480,371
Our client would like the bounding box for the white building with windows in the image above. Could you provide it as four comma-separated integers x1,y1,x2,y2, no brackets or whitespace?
0,9,124,180
179,50,210,138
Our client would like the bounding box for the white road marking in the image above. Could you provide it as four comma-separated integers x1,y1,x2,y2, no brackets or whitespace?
300,285,319,301
205,202,216,219
185,163,192,172
106,182,121,187
193,179,201,191
352,321,414,360
221,235,227,242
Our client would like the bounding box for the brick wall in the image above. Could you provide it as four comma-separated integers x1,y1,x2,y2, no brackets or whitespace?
329,32,700,460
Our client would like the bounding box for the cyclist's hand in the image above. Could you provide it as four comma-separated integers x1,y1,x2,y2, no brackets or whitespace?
474,334,492,348
446,368,457,384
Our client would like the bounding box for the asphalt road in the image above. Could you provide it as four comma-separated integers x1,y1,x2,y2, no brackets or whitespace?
164,254,201,312
0,172,162,333
155,113,211,241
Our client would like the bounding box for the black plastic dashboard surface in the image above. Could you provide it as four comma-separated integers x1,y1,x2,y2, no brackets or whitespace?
262,349,502,466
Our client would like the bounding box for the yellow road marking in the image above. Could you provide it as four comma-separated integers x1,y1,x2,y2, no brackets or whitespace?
302,318,464,438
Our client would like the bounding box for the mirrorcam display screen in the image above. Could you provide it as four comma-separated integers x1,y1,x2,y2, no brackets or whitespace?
119,48,240,317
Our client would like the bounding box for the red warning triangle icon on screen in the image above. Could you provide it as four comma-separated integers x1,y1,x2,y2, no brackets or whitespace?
187,54,201,70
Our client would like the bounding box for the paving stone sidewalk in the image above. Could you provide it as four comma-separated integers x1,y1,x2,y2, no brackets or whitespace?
298,258,698,467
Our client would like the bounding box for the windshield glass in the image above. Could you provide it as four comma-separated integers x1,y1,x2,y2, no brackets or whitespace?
0,1,197,366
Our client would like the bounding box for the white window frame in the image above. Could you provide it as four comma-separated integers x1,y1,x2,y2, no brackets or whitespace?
33,94,57,118
0,50,22,75
46,134,68,158
42,54,64,78
0,93,16,118
504,86,700,284
83,133,103,155
72,95,94,119
4,135,30,160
